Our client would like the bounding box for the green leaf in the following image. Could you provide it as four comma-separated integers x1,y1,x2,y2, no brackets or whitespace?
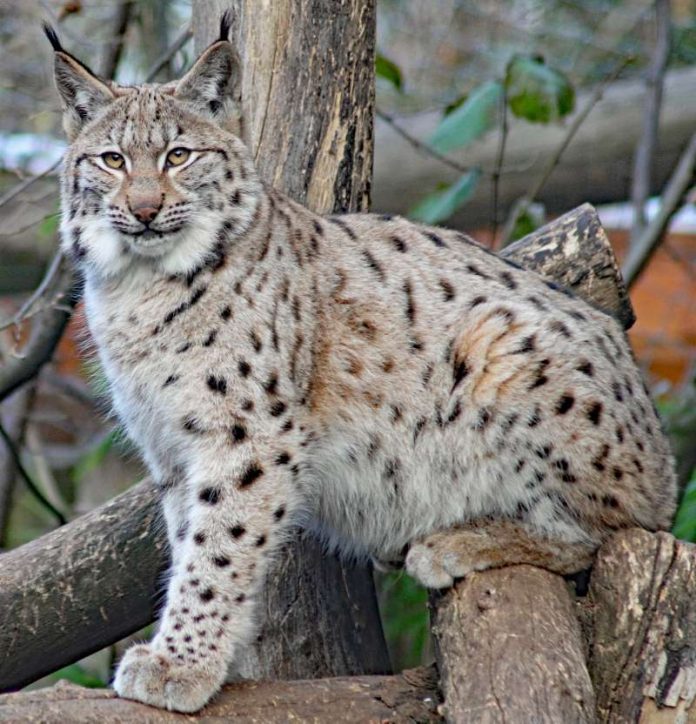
52,664,107,688
409,170,481,224
673,470,696,542
429,81,503,153
376,54,402,91
505,55,575,123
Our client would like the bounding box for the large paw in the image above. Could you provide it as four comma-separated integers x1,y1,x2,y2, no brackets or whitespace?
405,541,475,589
113,643,225,713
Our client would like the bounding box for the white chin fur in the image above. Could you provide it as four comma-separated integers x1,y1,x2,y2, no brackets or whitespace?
65,214,223,281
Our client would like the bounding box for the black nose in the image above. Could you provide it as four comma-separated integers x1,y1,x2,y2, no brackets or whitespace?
131,205,160,225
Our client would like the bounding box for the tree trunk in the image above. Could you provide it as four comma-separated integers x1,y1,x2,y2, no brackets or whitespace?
190,0,390,682
589,530,696,722
373,67,696,227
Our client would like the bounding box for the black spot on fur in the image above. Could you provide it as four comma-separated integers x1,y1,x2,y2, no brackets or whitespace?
220,305,232,320
466,264,488,278
275,452,291,465
250,331,262,353
255,534,267,547
163,374,180,387
516,335,536,354
424,230,447,248
193,531,206,545
577,360,594,376
556,394,575,414
470,295,487,308
328,216,357,239
270,400,287,417
499,271,517,289
199,588,215,603
203,329,218,347
403,280,416,324
239,463,264,487
587,402,602,426
207,375,227,394
182,414,202,433
238,360,251,377
199,487,221,505
439,278,455,302
274,506,286,521
230,525,246,538
550,320,572,339
231,424,246,443
362,250,385,282
452,357,469,392
391,235,407,252
213,556,230,568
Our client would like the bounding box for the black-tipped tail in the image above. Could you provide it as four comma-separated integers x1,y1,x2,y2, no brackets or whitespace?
43,22,64,52
219,10,233,41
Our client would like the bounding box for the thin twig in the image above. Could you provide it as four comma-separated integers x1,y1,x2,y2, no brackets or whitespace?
375,107,476,176
144,22,192,82
0,420,67,526
630,0,671,245
623,132,696,288
490,83,509,247
0,159,61,211
500,56,633,247
100,0,135,79
0,253,64,334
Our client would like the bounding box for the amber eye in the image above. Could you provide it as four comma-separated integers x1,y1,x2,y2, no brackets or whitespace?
165,148,191,168
102,152,125,170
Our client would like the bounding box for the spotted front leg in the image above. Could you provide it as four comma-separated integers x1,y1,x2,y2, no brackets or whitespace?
114,438,298,712
405,520,596,589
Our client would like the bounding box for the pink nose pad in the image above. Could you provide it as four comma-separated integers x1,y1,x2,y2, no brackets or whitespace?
132,205,160,225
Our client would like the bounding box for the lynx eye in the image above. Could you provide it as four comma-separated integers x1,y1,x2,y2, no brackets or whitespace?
165,148,191,168
102,152,125,170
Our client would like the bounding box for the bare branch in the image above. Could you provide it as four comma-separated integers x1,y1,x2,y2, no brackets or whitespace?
0,255,77,403
499,57,633,247
0,159,61,211
144,23,192,83
375,107,476,177
100,0,135,79
623,132,696,288
490,84,509,246
630,0,671,245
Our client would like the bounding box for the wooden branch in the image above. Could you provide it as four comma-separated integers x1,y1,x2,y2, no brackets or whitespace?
431,566,596,723
0,482,165,691
589,529,696,722
0,668,443,723
502,203,635,329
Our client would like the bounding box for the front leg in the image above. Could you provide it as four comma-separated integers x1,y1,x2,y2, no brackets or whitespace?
114,437,298,712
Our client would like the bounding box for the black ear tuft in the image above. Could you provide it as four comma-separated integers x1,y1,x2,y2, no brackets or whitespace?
43,22,64,53
219,10,233,41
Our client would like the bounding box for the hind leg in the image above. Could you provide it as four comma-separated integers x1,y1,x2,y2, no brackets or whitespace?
405,519,596,589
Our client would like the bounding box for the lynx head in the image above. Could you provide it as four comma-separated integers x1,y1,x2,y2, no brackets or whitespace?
46,15,261,280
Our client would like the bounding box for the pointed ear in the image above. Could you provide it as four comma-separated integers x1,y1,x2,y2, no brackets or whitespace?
174,40,242,135
44,24,115,140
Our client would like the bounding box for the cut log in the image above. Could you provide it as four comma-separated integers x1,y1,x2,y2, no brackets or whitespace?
191,0,391,682
589,529,696,722
0,203,630,692
373,67,696,226
431,566,597,723
501,203,635,329
0,667,443,723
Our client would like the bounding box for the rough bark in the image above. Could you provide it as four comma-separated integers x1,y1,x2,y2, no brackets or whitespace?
589,529,696,723
431,566,597,723
0,203,629,693
373,66,696,226
191,0,391,682
501,204,635,329
0,668,443,723
0,482,165,691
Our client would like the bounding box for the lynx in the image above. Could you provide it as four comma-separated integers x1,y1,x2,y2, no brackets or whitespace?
46,17,676,713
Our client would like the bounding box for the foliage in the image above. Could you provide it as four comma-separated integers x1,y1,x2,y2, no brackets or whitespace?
410,170,481,225
505,55,575,123
376,53,403,91
48,664,107,689
673,470,696,542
